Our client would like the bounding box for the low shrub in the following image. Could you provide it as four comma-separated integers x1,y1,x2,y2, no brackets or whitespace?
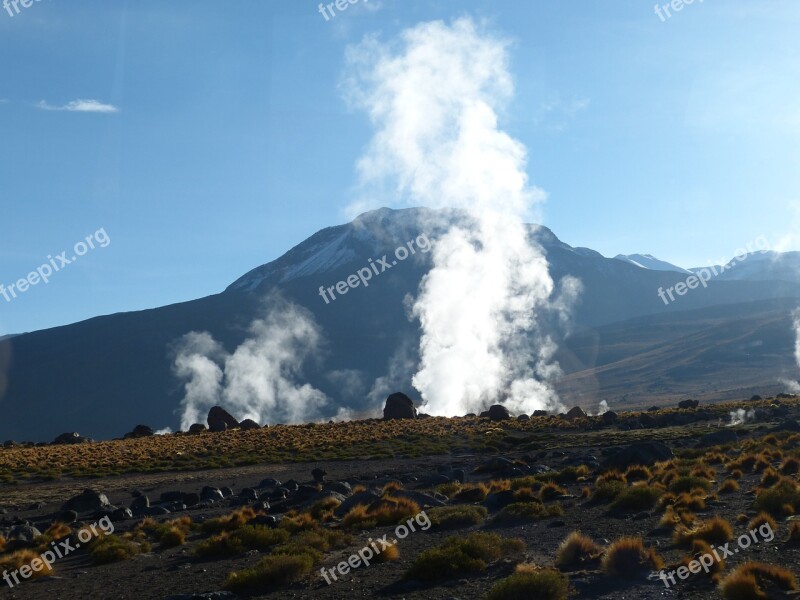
194,526,289,558
487,565,568,600
405,532,524,581
89,535,145,564
601,537,663,578
673,516,734,547
610,485,661,511
201,508,257,534
718,479,740,494
0,549,54,579
555,532,604,570
719,562,798,599
753,479,800,516
493,502,564,525
224,554,314,592
669,476,711,494
427,505,487,529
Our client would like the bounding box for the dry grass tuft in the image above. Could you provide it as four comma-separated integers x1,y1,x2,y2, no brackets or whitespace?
601,537,663,578
555,531,604,570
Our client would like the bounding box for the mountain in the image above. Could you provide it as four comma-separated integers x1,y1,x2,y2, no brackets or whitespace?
690,251,800,283
1,207,800,442
614,253,691,273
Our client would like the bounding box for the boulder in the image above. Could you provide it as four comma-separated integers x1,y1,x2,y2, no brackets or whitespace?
323,481,352,496
131,496,150,511
383,392,417,420
750,395,763,401
565,406,587,420
484,490,516,511
189,423,207,434
182,493,200,507
239,419,260,430
311,468,327,483
601,442,673,471
392,490,446,508
53,432,90,445
678,399,699,410
239,488,259,501
207,406,239,432
533,410,548,417
602,410,618,424
200,486,224,502
61,489,111,514
57,510,78,523
125,425,154,438
335,491,381,517
517,414,530,421
111,507,133,522
488,405,511,421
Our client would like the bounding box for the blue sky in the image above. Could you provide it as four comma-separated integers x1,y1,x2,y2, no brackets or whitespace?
1,0,799,335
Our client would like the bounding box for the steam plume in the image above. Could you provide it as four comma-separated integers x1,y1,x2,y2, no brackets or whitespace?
345,18,571,416
173,301,328,430
787,308,800,393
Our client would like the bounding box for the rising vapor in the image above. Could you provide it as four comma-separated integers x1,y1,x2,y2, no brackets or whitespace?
788,308,800,393
345,18,573,416
173,300,328,430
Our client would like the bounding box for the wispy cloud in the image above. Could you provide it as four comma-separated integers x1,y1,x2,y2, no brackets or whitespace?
534,95,590,133
36,99,120,113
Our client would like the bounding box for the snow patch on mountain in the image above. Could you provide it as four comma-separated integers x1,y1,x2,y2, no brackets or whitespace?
614,253,691,274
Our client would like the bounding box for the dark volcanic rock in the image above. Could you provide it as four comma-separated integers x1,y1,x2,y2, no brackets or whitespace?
484,490,516,511
565,406,587,420
125,424,154,438
601,442,673,471
200,486,224,502
602,411,618,424
335,491,381,517
323,481,352,496
53,432,90,445
239,418,260,430
383,392,417,420
488,405,511,421
189,423,207,434
207,406,239,432
57,510,78,523
111,507,133,521
678,399,699,409
62,489,110,514
131,496,150,511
